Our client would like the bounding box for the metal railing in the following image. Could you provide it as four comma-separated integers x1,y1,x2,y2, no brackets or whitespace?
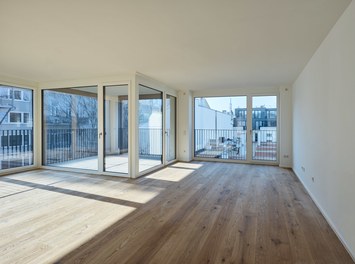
43,128,98,165
194,129,246,160
252,129,277,161
194,128,277,161
0,129,33,169
43,127,163,165
0,129,33,153
139,128,162,159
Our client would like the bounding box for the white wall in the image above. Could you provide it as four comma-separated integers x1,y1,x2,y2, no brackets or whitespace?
279,86,293,167
177,90,193,162
293,1,355,259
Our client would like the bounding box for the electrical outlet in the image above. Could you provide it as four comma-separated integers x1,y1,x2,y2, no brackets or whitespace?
283,155,289,158
301,166,305,172
312,177,315,182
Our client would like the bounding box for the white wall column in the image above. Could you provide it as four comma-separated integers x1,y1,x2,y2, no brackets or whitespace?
279,86,292,168
177,90,192,162
129,79,139,178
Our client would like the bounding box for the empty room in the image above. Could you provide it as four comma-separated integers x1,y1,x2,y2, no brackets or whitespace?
0,0,354,263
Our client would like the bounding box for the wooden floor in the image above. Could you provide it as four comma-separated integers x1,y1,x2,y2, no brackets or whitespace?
0,162,353,264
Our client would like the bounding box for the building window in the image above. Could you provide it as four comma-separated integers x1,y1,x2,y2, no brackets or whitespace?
23,91,30,101
9,90,22,100
23,113,30,123
9,112,22,123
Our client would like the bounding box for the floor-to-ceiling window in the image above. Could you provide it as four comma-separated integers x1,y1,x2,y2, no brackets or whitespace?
194,96,247,160
39,76,175,177
104,85,129,174
138,85,163,172
0,85,33,170
42,87,98,170
194,95,278,163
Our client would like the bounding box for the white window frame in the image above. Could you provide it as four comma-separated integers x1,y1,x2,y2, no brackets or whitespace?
192,89,280,165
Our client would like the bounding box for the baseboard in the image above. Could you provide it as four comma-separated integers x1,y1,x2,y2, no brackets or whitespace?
0,165,39,177
279,163,292,169
292,169,355,262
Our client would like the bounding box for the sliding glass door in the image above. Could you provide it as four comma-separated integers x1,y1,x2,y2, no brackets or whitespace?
194,95,278,163
41,82,175,177
103,85,129,174
42,87,98,170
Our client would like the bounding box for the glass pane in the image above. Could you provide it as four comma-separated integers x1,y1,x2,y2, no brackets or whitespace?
194,96,247,160
104,85,129,174
252,96,277,161
139,85,162,172
166,95,176,161
0,86,33,170
42,87,98,170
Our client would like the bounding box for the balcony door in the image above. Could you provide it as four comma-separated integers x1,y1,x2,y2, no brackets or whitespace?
251,96,278,162
103,85,129,174
42,87,98,171
194,95,278,164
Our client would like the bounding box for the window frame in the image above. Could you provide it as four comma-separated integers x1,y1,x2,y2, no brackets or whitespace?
9,112,22,123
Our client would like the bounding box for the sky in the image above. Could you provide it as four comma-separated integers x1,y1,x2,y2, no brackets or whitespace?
204,96,277,112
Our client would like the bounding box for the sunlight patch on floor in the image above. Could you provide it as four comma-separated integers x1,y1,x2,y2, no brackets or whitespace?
170,162,204,170
0,187,136,264
146,166,195,182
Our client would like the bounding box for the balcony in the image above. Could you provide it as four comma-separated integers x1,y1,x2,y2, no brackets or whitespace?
195,128,277,161
43,128,162,172
195,129,246,160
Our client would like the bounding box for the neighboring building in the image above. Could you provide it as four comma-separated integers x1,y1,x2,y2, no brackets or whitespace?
234,106,277,130
234,106,277,145
0,86,33,129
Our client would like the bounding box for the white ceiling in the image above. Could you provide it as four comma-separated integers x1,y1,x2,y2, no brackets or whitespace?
0,0,351,91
